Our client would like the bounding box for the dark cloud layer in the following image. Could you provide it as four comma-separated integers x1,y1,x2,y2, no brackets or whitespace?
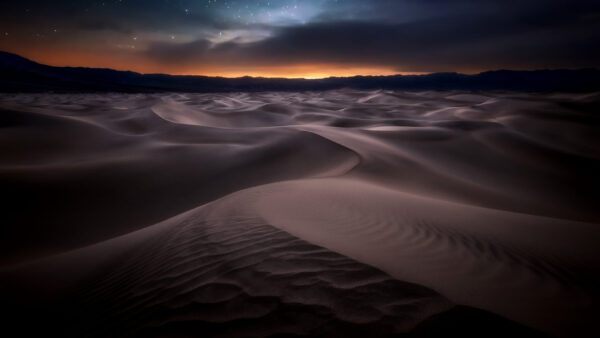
148,6,600,72
1,0,599,74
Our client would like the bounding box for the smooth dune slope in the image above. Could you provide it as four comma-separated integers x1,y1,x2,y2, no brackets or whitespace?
1,90,599,337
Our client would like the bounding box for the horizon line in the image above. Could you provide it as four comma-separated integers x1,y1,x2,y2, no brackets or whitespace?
1,50,598,81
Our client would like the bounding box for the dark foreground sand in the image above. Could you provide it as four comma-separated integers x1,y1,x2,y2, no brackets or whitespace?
0,90,599,337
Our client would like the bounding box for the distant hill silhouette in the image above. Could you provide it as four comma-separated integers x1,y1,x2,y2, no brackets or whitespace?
1,51,599,92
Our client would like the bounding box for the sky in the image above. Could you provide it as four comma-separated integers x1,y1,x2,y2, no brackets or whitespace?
0,0,599,78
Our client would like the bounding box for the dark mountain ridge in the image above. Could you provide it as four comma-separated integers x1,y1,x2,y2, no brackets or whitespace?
1,51,599,92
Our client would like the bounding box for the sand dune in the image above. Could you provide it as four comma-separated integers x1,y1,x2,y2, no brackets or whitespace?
1,90,599,337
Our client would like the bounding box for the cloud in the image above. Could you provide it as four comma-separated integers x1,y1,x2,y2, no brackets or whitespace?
4,0,599,74
143,8,600,73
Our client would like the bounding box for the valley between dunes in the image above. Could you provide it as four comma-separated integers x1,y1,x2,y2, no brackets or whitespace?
1,90,599,337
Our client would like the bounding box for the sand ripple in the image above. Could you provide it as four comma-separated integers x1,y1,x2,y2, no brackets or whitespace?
3,216,456,337
1,90,599,337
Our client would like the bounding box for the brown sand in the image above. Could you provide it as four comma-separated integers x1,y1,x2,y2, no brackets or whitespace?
1,90,599,337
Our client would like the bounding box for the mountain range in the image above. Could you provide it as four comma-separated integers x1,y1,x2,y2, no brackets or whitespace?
1,51,599,92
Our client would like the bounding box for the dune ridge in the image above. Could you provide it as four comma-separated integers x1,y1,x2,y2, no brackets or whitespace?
1,90,599,337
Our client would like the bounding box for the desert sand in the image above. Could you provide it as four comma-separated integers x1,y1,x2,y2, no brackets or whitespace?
1,90,599,337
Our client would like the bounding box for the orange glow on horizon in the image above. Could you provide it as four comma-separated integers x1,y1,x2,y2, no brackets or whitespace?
3,46,430,79
176,65,428,79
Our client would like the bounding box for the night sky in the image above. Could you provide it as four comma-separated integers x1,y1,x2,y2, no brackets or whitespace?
1,0,599,78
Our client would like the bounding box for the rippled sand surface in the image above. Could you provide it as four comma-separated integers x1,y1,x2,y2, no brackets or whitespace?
1,90,599,337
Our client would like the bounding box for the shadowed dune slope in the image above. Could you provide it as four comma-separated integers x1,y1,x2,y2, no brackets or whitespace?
2,209,548,338
1,90,599,337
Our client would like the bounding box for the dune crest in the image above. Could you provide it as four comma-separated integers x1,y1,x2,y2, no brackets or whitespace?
1,90,599,337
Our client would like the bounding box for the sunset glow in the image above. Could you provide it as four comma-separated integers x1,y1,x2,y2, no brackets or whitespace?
1,1,600,337
1,1,597,77
4,46,419,79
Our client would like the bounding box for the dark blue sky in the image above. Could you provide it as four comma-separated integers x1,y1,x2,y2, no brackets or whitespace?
1,0,599,77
